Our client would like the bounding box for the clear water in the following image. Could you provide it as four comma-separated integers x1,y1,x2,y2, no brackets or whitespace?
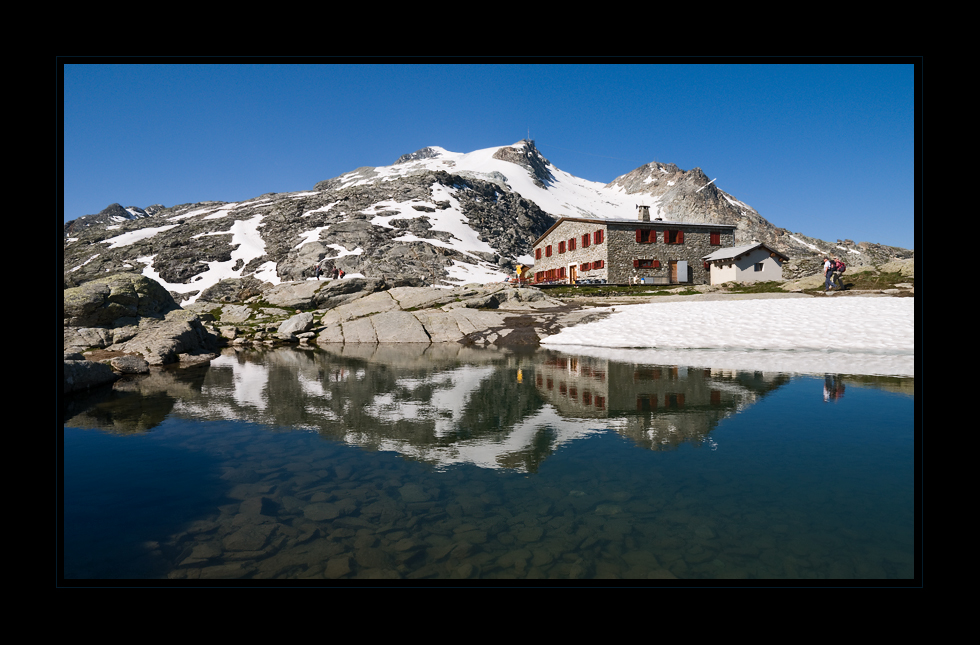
62,345,916,581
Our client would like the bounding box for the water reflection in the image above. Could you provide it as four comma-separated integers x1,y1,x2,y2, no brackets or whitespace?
62,346,916,581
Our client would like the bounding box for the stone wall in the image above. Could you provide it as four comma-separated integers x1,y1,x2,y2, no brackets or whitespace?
607,223,734,285
531,220,609,282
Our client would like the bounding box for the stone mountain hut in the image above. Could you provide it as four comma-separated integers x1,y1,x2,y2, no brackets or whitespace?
529,206,737,285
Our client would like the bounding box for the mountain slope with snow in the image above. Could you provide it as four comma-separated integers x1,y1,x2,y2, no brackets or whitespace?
64,140,912,304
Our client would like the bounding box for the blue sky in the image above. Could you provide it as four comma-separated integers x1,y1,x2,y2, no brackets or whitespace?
63,62,917,249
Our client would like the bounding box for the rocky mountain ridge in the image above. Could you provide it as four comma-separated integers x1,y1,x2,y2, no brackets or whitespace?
64,140,912,304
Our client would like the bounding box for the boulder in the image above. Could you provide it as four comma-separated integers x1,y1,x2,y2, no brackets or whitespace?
197,277,271,303
113,309,220,365
277,312,315,339
110,355,150,374
63,273,179,327
64,359,119,393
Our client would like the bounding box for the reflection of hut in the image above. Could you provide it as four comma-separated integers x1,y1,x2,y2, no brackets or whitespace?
534,356,791,451
534,355,609,417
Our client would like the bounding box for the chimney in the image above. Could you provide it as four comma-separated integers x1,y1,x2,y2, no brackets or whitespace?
637,205,650,222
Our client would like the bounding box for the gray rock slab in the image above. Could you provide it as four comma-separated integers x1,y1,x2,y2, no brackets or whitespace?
447,308,506,336
370,311,431,343
316,324,345,344
414,310,465,342
262,281,328,309
387,286,455,310
320,291,399,326
341,317,378,343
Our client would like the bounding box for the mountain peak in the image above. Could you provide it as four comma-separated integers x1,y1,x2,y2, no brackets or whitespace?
491,140,553,188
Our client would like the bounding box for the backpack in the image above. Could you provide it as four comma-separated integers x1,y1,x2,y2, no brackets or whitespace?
836,260,846,273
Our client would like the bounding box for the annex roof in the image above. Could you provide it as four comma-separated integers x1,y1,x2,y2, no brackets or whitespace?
702,242,789,262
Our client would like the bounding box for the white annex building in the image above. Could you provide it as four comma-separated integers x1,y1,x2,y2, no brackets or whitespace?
702,242,789,285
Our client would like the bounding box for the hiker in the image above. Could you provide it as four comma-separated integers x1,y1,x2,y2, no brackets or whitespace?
331,267,339,280
338,268,346,279
313,262,321,280
832,257,846,291
823,257,833,291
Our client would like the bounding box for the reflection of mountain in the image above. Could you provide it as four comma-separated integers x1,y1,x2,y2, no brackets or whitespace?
534,352,790,450
65,346,812,468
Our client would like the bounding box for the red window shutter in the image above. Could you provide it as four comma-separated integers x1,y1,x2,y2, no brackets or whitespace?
535,248,541,260
559,241,565,254
594,230,603,244
582,234,590,248
677,230,684,244
633,259,639,268
654,260,660,268
636,229,642,243
710,231,720,245
569,238,576,251
546,245,552,257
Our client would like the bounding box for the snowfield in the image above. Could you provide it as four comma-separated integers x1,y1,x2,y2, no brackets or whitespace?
541,297,915,376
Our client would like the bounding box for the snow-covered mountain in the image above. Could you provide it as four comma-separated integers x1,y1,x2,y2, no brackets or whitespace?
63,140,912,304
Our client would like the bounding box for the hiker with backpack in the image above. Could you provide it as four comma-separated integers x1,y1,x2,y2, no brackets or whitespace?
832,256,846,290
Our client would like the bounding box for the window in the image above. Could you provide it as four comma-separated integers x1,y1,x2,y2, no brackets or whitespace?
558,241,566,254
634,259,660,268
558,267,566,279
666,230,684,244
535,271,544,282
594,229,604,244
710,231,721,245
754,262,764,272
581,234,590,248
535,248,542,260
568,238,576,251
581,262,591,271
545,245,552,257
594,260,604,269
636,229,656,243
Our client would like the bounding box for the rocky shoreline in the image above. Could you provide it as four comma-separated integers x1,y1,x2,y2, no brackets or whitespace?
63,259,913,394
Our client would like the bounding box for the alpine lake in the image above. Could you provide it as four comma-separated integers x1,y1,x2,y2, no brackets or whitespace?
62,343,917,583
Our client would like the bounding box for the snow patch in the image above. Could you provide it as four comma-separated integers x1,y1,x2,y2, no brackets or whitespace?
542,298,913,376
137,215,274,304
104,224,179,249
